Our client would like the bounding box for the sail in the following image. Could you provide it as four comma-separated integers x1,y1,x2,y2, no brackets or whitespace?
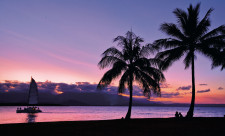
28,78,38,105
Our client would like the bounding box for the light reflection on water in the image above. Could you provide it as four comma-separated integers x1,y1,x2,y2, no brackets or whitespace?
26,113,37,123
0,106,225,124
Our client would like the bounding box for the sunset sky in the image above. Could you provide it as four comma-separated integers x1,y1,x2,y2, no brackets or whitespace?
0,0,225,104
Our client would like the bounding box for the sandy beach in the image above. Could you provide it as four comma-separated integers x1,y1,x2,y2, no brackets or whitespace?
1,117,225,136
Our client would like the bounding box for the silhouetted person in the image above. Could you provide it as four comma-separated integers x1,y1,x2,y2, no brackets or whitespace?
179,112,183,118
175,111,179,118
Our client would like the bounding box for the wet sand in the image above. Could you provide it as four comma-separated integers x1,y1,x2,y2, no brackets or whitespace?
1,118,225,136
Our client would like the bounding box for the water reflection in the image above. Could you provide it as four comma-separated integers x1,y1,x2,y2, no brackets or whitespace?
1,106,225,124
26,113,37,123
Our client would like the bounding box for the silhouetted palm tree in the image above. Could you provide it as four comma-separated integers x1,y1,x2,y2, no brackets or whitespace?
97,31,165,120
153,3,225,118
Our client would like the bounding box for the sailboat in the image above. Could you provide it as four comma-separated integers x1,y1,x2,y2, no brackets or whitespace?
16,77,42,113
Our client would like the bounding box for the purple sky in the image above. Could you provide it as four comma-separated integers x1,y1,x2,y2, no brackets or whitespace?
0,0,225,104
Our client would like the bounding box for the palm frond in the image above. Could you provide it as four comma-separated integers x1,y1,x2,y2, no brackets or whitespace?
195,8,213,39
153,38,183,50
98,56,124,69
125,31,136,40
113,35,129,49
211,49,225,70
173,8,187,32
134,58,150,68
188,3,200,23
148,58,164,69
145,67,166,82
134,57,163,70
196,45,223,66
134,68,161,96
102,47,124,60
134,36,144,46
134,69,152,98
113,36,125,43
160,23,186,40
118,70,130,93
201,25,225,41
156,46,187,70
201,35,225,48
132,45,141,60
97,61,127,89
139,44,157,57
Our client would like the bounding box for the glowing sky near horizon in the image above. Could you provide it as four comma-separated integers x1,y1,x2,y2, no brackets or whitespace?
0,0,225,104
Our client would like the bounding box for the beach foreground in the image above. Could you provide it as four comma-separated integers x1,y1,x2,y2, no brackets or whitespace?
1,118,225,136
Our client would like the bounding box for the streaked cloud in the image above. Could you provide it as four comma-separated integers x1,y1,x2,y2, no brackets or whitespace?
161,92,180,98
199,83,207,86
197,89,210,93
218,87,224,90
176,85,191,91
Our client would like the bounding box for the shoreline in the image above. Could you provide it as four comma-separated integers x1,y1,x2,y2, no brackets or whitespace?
1,117,225,136
1,104,225,107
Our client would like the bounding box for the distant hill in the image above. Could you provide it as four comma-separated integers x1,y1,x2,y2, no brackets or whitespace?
0,91,162,106
1,90,225,107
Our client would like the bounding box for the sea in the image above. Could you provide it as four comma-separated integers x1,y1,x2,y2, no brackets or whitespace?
0,106,225,124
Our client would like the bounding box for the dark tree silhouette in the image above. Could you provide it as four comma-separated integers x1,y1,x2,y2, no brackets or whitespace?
97,31,165,120
153,3,225,118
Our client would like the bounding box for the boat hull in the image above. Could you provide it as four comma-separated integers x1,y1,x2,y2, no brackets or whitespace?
16,109,42,113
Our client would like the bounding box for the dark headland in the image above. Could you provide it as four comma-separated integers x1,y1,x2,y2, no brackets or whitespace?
1,118,225,136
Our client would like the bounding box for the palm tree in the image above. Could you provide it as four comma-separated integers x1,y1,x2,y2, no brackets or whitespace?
153,3,225,118
97,31,165,120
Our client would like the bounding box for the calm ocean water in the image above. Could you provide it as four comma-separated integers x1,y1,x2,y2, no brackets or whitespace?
0,106,225,124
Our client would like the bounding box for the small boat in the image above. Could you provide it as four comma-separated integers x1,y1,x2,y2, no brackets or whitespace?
16,77,42,113
17,107,42,113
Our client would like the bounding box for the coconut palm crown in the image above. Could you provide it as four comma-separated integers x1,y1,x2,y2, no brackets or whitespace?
97,31,165,120
153,3,225,118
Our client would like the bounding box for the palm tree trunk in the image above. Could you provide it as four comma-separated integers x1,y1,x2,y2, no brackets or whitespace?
125,77,133,120
186,53,195,118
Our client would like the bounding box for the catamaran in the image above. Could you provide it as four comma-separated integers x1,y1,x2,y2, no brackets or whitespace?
16,77,42,113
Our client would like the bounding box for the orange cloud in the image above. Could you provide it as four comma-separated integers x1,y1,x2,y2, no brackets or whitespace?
118,93,146,99
54,85,63,95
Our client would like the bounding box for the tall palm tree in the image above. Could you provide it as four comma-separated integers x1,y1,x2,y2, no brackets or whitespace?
153,3,225,118
97,31,165,120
